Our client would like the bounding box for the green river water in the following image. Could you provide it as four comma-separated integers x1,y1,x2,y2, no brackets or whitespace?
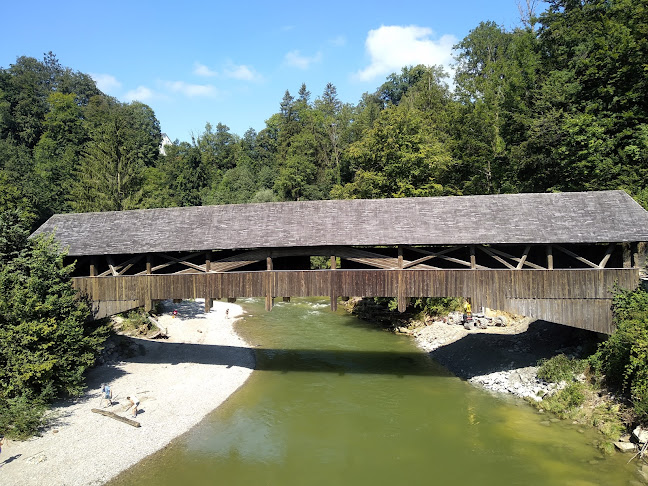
110,298,640,486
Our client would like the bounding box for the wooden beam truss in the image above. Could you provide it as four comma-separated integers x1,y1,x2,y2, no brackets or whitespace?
80,243,629,278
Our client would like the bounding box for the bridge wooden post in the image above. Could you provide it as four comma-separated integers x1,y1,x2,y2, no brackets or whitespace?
330,253,337,311
204,251,212,313
89,258,98,311
470,245,476,269
624,242,639,269
144,254,153,312
546,245,554,270
265,255,274,311
397,246,407,313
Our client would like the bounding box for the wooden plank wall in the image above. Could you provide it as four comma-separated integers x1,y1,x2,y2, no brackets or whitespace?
73,268,640,334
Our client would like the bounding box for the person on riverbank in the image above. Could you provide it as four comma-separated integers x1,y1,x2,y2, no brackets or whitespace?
100,383,112,408
0,435,4,454
126,396,140,418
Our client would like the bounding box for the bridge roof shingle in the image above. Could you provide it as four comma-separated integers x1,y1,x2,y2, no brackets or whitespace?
33,190,648,256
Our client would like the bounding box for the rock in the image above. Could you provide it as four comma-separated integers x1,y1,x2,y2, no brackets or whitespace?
447,311,463,325
633,426,648,444
614,442,637,453
638,465,648,483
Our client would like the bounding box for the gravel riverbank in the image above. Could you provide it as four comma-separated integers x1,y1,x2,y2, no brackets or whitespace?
410,314,594,400
0,300,255,486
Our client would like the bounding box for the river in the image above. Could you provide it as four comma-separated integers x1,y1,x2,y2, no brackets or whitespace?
109,298,639,485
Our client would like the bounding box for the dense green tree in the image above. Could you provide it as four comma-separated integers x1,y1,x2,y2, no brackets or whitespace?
33,92,88,215
0,210,106,438
453,22,539,194
163,141,208,207
376,65,429,107
516,0,648,193
333,98,452,199
196,122,239,176
70,108,145,211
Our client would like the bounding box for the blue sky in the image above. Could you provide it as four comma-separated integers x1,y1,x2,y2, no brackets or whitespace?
1,0,546,142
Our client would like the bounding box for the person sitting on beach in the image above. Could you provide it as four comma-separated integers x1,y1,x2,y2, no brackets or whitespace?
100,383,112,408
126,396,140,418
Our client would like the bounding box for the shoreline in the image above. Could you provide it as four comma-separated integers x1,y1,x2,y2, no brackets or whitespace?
0,299,255,486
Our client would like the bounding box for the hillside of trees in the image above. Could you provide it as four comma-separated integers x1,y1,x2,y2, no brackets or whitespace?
1,0,647,227
1,0,647,437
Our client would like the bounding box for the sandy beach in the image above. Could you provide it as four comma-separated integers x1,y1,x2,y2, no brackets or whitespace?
0,299,255,486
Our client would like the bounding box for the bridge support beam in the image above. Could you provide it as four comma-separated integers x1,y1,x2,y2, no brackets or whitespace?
265,256,274,311
144,254,154,312
204,251,212,313
397,247,407,312
330,254,337,311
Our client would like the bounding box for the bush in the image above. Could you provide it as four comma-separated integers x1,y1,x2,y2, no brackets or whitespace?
537,354,587,383
0,395,47,440
590,286,648,421
412,297,463,317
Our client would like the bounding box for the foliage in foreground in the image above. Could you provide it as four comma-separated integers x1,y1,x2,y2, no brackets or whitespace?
530,286,648,452
532,354,626,453
0,210,109,438
590,286,648,422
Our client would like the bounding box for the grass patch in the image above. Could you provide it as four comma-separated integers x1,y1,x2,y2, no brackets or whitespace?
539,382,587,417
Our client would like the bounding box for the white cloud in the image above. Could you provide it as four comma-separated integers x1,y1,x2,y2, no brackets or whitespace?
330,35,347,47
224,63,262,82
124,85,154,102
91,73,122,93
354,25,457,82
163,81,219,98
283,50,322,70
194,62,218,77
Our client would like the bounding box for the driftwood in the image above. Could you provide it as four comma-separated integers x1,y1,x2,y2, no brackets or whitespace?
628,440,648,464
147,315,168,339
91,408,140,427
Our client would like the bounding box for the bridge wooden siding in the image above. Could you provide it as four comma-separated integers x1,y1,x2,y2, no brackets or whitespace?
72,267,638,334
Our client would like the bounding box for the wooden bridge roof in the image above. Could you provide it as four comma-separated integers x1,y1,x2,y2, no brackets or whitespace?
33,190,648,256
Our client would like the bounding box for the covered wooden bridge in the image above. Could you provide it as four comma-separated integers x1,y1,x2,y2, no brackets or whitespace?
33,190,648,334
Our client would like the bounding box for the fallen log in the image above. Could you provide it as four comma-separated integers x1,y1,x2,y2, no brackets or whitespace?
91,408,141,427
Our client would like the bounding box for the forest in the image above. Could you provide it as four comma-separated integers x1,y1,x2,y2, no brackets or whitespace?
1,0,647,228
0,0,647,436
